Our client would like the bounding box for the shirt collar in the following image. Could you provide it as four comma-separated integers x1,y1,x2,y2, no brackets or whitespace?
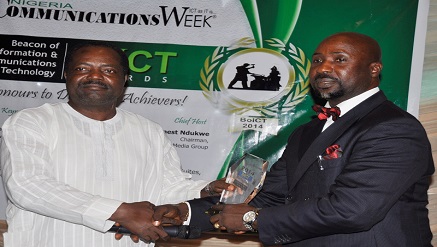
326,87,380,117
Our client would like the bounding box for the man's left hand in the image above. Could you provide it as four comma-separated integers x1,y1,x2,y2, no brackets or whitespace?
209,203,257,234
201,178,235,197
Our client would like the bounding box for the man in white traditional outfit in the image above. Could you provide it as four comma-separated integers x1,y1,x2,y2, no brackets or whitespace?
0,41,228,247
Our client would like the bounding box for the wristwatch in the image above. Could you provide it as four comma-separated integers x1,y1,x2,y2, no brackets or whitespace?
242,209,259,232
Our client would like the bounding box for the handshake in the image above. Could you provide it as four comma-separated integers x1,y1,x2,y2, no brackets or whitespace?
109,202,201,240
108,179,235,243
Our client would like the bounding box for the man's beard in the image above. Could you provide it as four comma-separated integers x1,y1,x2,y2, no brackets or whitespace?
311,74,345,100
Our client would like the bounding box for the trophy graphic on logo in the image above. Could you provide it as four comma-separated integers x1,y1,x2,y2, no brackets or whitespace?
220,153,268,204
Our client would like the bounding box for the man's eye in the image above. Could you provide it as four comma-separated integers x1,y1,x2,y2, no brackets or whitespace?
336,58,346,62
104,69,116,73
312,59,322,63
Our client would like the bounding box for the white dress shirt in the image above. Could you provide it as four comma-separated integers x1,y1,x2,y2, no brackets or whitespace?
1,103,208,247
322,87,380,132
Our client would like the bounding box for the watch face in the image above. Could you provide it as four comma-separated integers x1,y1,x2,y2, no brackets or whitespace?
243,211,257,222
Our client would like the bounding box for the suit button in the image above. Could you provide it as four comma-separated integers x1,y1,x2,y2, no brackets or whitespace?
286,195,293,201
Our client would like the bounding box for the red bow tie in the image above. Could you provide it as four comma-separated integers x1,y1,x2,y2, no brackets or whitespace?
312,105,341,121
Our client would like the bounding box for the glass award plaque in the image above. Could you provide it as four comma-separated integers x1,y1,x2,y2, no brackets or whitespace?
220,153,268,204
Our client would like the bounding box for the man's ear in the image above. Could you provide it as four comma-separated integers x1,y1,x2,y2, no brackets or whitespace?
124,75,129,87
370,62,383,78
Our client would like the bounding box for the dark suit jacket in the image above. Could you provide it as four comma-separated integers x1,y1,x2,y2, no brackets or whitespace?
190,91,434,246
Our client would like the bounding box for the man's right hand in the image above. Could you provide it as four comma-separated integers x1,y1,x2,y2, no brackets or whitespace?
153,203,189,226
109,201,170,243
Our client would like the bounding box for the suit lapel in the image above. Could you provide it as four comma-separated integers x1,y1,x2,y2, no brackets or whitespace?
288,91,388,190
298,118,326,159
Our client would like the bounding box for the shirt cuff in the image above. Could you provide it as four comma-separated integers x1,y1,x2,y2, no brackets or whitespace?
82,197,123,232
183,201,192,225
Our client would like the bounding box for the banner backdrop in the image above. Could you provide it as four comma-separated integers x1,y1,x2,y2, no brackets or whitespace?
0,0,429,218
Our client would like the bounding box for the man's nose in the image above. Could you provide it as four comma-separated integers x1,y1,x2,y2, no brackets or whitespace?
318,61,333,74
87,69,104,80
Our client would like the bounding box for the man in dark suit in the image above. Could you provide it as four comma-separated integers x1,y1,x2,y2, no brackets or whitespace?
153,32,434,246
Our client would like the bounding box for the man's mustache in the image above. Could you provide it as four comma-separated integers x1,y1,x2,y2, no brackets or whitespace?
81,80,109,89
313,73,339,82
